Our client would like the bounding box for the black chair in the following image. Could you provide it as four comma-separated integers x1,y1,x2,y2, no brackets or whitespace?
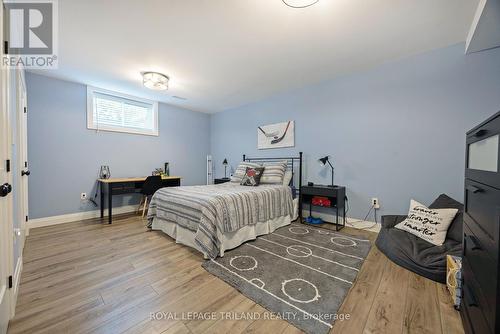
375,194,463,283
138,175,163,217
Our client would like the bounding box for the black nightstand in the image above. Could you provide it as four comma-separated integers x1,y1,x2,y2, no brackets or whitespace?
214,178,231,184
300,185,346,231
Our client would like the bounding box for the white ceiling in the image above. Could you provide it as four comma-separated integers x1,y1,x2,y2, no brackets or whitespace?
30,0,480,113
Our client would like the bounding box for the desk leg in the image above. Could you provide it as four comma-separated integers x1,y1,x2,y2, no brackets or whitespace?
108,185,113,224
100,183,104,218
343,204,346,229
336,207,339,231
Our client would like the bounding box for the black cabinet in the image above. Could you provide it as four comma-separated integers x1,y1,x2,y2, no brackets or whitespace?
214,178,231,184
462,111,500,334
300,185,346,231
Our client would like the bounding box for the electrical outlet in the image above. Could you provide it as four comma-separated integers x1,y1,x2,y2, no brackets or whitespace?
372,197,380,209
81,192,87,200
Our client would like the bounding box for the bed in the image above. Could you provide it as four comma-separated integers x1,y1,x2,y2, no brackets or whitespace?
147,153,303,258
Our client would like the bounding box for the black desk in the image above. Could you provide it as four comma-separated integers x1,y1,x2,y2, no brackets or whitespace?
98,176,181,224
300,185,346,231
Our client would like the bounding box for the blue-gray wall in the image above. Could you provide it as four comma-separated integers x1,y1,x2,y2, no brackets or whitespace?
28,43,500,221
27,72,211,219
210,43,500,219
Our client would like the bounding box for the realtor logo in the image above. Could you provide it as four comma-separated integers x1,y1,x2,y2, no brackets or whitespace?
3,0,58,68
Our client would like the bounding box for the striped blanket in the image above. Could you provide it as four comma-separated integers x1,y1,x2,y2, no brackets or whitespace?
147,183,293,258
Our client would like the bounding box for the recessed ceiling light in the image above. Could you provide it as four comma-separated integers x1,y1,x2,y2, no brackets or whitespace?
142,72,169,91
282,0,319,8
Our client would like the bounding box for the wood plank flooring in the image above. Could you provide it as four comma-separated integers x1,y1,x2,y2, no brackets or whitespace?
8,214,464,334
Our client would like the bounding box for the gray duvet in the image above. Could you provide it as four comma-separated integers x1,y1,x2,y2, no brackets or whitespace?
147,183,293,258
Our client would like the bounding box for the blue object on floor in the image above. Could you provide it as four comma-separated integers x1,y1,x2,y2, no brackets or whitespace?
305,216,323,225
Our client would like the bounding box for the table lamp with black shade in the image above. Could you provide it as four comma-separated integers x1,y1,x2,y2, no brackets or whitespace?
318,155,334,187
222,158,228,179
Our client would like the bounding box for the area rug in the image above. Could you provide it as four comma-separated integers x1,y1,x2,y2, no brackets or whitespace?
202,223,372,334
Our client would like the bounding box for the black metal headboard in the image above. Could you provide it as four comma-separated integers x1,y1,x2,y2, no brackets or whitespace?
243,152,303,205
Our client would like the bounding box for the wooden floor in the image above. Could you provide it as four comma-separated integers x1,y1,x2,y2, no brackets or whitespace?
8,214,464,334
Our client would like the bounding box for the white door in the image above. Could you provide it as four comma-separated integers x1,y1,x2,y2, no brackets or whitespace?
17,72,28,238
0,3,13,333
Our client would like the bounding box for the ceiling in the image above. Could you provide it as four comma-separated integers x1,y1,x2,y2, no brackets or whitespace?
30,0,480,113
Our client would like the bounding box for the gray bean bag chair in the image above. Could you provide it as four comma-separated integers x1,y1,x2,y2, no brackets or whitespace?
375,194,463,283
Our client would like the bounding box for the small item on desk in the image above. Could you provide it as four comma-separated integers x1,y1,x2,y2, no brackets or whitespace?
99,165,110,179
152,168,163,176
164,162,170,176
312,196,331,207
222,158,228,178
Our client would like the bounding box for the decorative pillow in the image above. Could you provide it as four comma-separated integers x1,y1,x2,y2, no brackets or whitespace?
230,162,262,183
282,170,293,186
260,161,287,184
240,167,265,186
395,199,458,246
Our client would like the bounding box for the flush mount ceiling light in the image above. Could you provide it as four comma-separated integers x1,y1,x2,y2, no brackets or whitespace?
282,0,319,8
142,72,169,91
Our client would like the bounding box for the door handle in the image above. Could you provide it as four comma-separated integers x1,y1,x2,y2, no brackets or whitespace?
466,185,483,193
21,169,30,176
0,183,12,197
474,129,488,138
466,235,482,251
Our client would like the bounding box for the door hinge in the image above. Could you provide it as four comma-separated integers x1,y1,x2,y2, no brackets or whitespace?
25,215,28,222
8,275,12,289
6,159,10,172
3,41,8,55
25,161,28,168
24,107,27,113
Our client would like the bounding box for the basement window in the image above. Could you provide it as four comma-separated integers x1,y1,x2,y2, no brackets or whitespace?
87,86,159,136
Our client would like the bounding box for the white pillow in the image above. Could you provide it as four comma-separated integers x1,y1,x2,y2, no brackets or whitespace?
230,162,262,183
282,170,293,186
260,161,287,184
395,199,458,246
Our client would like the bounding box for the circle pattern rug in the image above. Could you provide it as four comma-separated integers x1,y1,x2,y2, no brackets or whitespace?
202,222,371,334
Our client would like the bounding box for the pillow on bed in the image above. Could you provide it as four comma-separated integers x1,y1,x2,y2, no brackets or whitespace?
282,170,293,186
260,161,287,184
230,162,262,183
240,167,265,186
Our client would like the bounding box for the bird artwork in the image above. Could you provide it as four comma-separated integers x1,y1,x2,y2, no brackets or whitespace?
257,121,295,149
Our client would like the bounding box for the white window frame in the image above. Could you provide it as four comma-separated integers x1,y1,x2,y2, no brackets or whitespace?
86,86,159,136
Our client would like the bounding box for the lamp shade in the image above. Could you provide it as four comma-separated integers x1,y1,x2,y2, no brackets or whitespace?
222,158,228,165
318,156,329,166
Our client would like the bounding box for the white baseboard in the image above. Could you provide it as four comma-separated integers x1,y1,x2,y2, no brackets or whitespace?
29,205,138,229
20,227,26,251
29,206,380,231
301,210,381,233
11,255,22,317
